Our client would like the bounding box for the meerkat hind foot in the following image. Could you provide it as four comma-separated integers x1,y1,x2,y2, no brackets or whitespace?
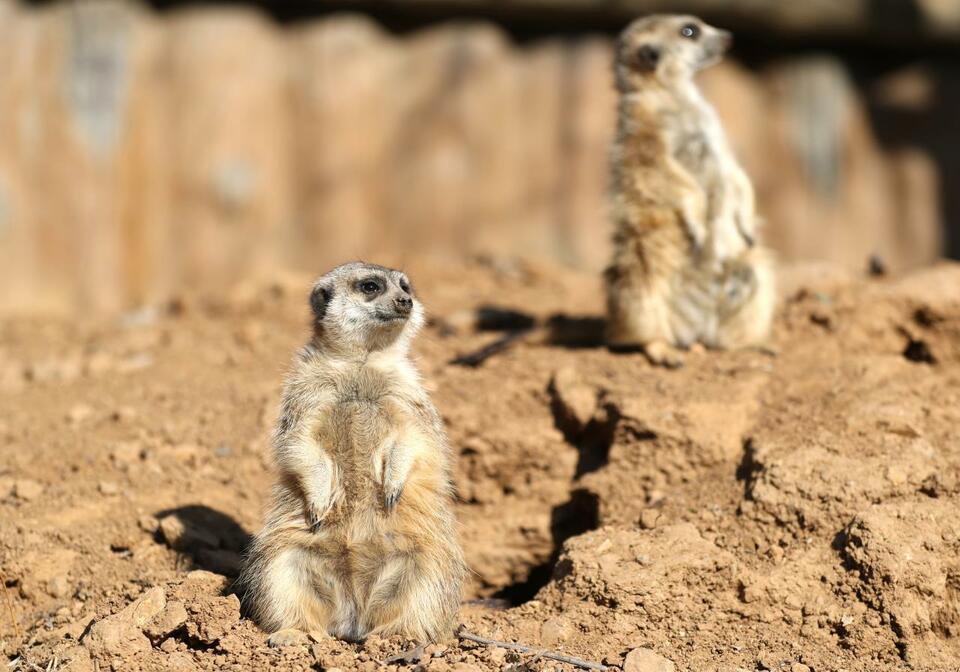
267,629,310,648
644,341,685,369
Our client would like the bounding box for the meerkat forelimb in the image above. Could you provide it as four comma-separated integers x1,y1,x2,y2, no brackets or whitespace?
605,14,774,366
238,262,466,644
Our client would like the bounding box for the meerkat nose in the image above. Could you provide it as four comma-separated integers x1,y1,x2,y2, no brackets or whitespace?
395,296,413,314
718,30,732,48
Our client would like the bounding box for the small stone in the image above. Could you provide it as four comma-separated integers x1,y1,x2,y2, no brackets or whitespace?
639,509,661,530
487,647,506,664
623,648,676,672
66,404,94,424
218,633,244,654
540,618,570,647
111,406,138,423
740,581,763,604
13,478,44,501
183,593,240,644
268,628,309,647
885,465,908,485
169,443,203,466
160,638,178,652
83,587,166,661
98,481,119,496
47,575,71,598
144,601,188,640
138,515,160,533
791,664,811,672
110,442,143,466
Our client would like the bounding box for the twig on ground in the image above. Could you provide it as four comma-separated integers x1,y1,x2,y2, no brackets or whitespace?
456,626,607,671
0,571,21,644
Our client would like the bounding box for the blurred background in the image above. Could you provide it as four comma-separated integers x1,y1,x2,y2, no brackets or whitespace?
0,0,958,314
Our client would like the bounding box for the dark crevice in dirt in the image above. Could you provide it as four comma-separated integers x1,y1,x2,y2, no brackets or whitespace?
903,337,937,364
492,489,600,605
735,438,762,497
572,404,621,478
548,385,621,479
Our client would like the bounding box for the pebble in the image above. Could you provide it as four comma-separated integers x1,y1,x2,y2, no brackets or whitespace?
792,664,811,672
540,617,570,647
98,481,120,496
111,406,138,423
639,508,662,530
144,601,188,640
487,647,507,664
623,648,676,672
83,587,167,661
170,443,203,466
111,442,144,466
13,478,44,501
66,404,94,424
47,575,71,599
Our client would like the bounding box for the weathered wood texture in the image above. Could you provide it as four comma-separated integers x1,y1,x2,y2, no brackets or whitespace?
0,1,945,313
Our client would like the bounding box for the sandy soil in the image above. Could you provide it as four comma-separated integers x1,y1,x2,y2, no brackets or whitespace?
1,258,959,672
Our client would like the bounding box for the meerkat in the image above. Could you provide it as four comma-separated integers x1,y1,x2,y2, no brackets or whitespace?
605,14,775,367
237,262,465,645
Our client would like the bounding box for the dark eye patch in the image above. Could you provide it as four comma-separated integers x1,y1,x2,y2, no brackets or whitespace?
680,23,700,39
356,277,385,296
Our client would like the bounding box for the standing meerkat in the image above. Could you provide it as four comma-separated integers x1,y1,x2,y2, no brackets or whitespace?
605,14,774,367
238,262,465,645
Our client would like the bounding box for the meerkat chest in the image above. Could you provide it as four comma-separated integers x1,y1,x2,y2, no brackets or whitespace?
326,369,410,458
665,90,735,185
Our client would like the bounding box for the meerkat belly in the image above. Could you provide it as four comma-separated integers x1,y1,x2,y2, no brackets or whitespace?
328,398,394,517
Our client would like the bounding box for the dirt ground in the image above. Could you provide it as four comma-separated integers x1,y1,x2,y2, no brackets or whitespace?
1,257,959,672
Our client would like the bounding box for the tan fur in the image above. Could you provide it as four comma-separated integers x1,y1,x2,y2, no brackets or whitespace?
238,262,465,644
605,14,774,366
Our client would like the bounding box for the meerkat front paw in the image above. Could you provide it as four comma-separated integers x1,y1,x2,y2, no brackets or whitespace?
303,465,341,531
374,439,413,515
381,451,408,514
306,498,332,531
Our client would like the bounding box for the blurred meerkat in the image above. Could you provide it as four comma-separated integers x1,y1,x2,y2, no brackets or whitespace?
238,262,465,645
605,14,774,367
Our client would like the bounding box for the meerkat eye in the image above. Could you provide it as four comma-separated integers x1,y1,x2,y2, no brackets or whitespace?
357,278,383,295
680,23,700,39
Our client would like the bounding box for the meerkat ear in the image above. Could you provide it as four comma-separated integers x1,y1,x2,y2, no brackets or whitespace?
637,44,661,70
309,284,332,321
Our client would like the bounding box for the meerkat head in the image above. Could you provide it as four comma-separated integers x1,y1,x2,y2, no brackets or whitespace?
615,14,731,92
308,262,424,355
